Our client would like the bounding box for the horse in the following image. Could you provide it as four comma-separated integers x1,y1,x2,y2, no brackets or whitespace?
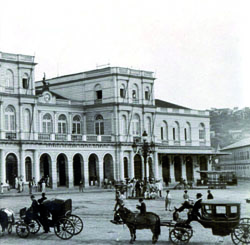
0,208,15,235
115,206,161,244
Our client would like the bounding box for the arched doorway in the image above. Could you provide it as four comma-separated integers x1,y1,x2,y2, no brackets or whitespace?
25,157,32,182
124,157,129,179
88,154,99,186
40,154,52,181
200,156,208,181
73,154,83,186
162,155,170,185
57,154,67,186
174,156,182,182
134,154,142,179
186,156,193,181
103,154,114,181
6,153,18,188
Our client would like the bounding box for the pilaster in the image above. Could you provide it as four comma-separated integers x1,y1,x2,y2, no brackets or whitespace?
1,150,6,184
20,149,26,182
33,150,40,184
67,160,74,188
130,151,134,179
153,151,159,180
120,150,124,181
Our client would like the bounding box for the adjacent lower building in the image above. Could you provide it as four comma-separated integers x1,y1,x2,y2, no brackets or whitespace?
218,138,250,179
0,51,213,189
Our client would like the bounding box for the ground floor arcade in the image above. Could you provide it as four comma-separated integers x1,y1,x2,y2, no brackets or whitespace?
0,144,212,189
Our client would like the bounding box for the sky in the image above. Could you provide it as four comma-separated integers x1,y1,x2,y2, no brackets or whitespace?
0,0,249,110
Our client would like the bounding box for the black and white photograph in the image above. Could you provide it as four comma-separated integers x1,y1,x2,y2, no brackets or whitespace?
0,0,249,244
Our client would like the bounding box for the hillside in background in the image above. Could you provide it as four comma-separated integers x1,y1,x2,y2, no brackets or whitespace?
209,107,250,149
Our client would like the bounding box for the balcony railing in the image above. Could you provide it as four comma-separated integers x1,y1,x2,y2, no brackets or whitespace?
87,135,98,142
101,135,112,142
71,134,82,141
55,134,67,141
6,132,17,140
38,133,50,140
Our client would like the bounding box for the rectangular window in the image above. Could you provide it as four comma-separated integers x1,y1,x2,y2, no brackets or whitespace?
72,124,76,134
100,122,104,135
216,206,226,214
161,127,164,140
199,130,205,140
22,78,29,89
184,128,187,141
77,124,81,134
96,90,102,99
120,88,125,98
5,115,8,130
173,128,176,140
145,91,149,100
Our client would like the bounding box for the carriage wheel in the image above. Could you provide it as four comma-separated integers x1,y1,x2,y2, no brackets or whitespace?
169,228,192,244
29,220,40,234
54,218,75,240
231,224,250,244
68,215,83,235
16,223,30,238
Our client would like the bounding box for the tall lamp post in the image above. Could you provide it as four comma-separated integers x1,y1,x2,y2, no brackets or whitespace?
132,130,155,196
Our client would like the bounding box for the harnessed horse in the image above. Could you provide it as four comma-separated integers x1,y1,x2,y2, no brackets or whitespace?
115,206,161,244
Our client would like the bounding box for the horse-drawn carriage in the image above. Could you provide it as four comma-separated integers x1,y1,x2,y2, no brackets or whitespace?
0,198,83,240
112,201,250,244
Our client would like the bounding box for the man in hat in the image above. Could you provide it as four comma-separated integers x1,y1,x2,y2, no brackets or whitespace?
136,198,146,215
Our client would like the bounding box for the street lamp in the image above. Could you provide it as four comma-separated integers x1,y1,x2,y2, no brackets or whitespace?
132,130,155,196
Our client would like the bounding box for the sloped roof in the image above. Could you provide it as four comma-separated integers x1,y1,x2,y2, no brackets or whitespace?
221,138,250,150
155,99,190,109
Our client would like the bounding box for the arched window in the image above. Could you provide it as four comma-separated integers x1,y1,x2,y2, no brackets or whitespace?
94,84,102,101
184,122,191,141
5,106,15,131
199,123,206,141
120,84,126,98
132,84,139,103
24,109,31,133
42,113,53,133
58,114,67,134
5,69,14,89
22,73,29,89
146,117,151,136
173,121,180,141
72,115,81,134
95,115,104,135
121,115,127,135
145,86,150,100
161,121,168,140
132,114,140,136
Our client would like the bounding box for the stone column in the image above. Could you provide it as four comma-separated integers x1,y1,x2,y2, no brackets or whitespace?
120,150,124,181
182,156,186,181
51,158,57,190
20,150,26,182
153,151,159,180
169,156,175,183
130,151,134,178
84,158,89,187
193,156,200,185
67,159,74,188
1,149,6,184
33,150,40,184
99,158,104,187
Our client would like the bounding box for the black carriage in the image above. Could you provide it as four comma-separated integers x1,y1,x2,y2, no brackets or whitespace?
15,198,83,240
162,201,250,244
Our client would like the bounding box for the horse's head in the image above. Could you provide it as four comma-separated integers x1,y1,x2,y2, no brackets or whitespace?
117,206,130,221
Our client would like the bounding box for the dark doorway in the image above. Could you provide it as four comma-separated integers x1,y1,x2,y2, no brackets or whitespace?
73,154,82,186
57,154,66,186
186,156,193,181
25,157,32,182
103,154,114,180
162,155,170,185
6,154,18,188
88,154,98,185
174,156,182,182
134,154,142,179
124,157,129,179
200,156,208,180
40,154,51,179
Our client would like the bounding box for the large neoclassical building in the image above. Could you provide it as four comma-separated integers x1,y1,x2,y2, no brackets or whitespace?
0,51,213,189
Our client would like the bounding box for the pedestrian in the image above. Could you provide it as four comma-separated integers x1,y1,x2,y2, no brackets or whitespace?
165,190,172,211
41,180,46,193
207,190,214,200
15,176,18,189
135,180,141,197
6,179,10,191
183,190,189,201
156,180,163,197
0,183,4,194
29,180,33,194
79,179,84,192
46,175,50,187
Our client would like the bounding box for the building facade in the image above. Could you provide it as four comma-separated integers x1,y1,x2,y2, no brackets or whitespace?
218,138,250,179
0,51,213,189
